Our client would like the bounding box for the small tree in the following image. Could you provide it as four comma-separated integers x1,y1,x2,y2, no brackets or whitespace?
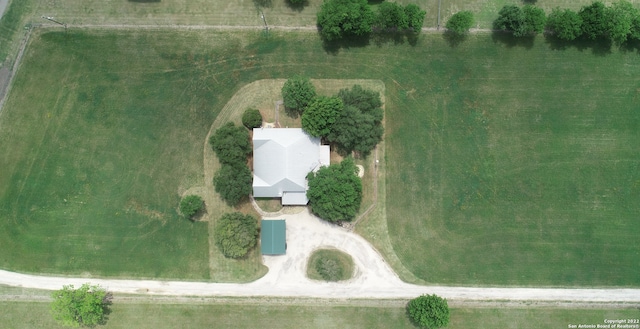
302,96,343,137
446,11,475,35
214,212,259,258
50,284,109,327
546,8,583,41
494,5,526,36
579,1,608,40
282,76,316,114
242,108,262,129
213,164,253,207
209,122,251,166
316,0,375,41
605,0,638,45
405,4,426,33
375,1,409,31
407,294,450,329
522,5,546,35
306,157,362,222
180,195,204,219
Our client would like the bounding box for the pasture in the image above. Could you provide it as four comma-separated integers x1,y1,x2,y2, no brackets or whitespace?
1,27,639,286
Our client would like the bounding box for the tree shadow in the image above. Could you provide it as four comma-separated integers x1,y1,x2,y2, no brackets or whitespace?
99,292,113,326
285,0,308,12
443,31,468,48
543,34,612,56
620,39,640,54
284,106,300,119
372,30,406,46
522,0,537,3
128,0,160,2
491,31,535,49
321,33,371,55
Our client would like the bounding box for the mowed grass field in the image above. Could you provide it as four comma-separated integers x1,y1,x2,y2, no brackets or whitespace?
1,28,639,286
1,299,638,329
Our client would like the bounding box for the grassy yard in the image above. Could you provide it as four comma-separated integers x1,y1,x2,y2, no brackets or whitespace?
1,29,639,286
0,298,638,329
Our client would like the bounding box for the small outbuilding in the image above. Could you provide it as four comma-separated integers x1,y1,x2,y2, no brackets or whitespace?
260,219,286,255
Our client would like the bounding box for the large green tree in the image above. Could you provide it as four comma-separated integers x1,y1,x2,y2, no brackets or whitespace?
209,122,251,166
546,8,583,41
281,76,316,113
302,96,343,137
579,1,608,40
213,164,253,206
446,11,475,35
306,157,362,222
407,294,450,329
50,284,109,327
328,85,384,156
494,4,546,37
214,212,259,258
317,0,375,41
522,5,547,35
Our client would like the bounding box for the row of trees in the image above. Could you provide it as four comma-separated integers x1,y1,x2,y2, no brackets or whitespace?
282,76,384,157
209,122,253,207
495,1,640,45
316,0,425,41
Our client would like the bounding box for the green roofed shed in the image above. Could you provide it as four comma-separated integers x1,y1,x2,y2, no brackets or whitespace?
261,219,286,255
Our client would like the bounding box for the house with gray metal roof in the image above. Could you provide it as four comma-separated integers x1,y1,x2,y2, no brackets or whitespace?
252,128,330,205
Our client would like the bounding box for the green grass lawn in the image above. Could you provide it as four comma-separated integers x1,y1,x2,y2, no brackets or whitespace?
1,28,639,286
1,299,638,329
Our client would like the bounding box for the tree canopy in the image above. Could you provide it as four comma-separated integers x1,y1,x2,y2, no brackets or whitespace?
328,85,384,156
213,164,253,207
407,294,450,329
579,1,608,40
180,195,204,219
302,96,343,137
606,0,638,45
50,284,109,327
405,4,427,33
546,8,583,41
446,11,475,35
306,157,362,222
209,122,251,165
316,0,375,41
281,76,316,113
242,108,262,129
494,4,546,37
375,2,409,31
214,212,259,258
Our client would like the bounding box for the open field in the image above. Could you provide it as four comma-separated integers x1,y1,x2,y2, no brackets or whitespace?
1,29,639,286
1,298,638,329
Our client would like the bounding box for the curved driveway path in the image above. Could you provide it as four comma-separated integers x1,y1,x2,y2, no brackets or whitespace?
1,208,639,304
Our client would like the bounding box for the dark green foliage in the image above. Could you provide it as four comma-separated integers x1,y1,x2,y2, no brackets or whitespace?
287,0,305,4
405,4,426,33
546,8,583,41
605,0,638,45
579,1,608,40
50,284,109,327
180,195,204,218
301,96,343,137
494,4,546,37
317,0,375,41
446,11,475,35
213,164,253,207
407,294,450,329
209,122,251,166
522,5,547,35
306,157,362,222
242,108,263,129
329,85,384,156
214,212,259,258
375,1,409,31
282,76,316,113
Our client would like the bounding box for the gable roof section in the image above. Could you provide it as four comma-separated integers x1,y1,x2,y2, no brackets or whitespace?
252,128,329,204
261,219,286,255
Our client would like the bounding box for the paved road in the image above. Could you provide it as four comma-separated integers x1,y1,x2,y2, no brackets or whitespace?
0,209,639,304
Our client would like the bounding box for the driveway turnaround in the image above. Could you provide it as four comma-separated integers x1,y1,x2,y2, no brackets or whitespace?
0,208,639,303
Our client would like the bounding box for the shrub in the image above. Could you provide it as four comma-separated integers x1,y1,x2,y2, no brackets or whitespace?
446,11,475,34
180,195,204,219
242,108,262,129
407,294,450,329
50,284,109,327
214,212,259,258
